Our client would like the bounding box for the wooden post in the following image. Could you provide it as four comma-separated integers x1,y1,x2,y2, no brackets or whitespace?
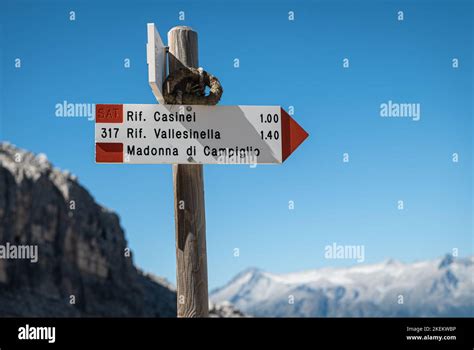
168,26,209,317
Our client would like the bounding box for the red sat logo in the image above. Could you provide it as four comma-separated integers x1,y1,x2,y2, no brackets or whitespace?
96,104,123,123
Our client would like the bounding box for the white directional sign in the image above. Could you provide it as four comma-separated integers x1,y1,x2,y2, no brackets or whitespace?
95,104,308,164
146,23,167,104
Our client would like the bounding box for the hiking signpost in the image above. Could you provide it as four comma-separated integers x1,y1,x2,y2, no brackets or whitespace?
94,24,308,317
95,104,307,164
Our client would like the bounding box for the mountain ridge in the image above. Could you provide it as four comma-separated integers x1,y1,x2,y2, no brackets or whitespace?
211,255,474,317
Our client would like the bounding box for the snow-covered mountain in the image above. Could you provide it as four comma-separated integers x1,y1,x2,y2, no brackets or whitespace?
210,255,474,317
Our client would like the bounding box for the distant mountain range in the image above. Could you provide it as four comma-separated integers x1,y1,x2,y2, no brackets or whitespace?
211,255,474,317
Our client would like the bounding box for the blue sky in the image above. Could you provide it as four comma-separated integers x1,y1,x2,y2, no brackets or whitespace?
1,0,472,289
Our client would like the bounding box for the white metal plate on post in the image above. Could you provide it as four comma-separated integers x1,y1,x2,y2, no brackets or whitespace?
95,104,308,165
146,23,166,104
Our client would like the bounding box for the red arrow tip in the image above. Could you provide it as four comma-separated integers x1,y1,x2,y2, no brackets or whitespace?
281,108,309,162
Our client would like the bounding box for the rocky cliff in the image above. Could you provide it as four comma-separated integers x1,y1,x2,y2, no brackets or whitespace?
0,143,176,317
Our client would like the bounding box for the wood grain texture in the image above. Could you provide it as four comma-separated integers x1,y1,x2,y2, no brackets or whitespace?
168,26,209,318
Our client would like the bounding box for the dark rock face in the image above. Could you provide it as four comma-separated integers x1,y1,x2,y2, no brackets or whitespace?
0,143,176,317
